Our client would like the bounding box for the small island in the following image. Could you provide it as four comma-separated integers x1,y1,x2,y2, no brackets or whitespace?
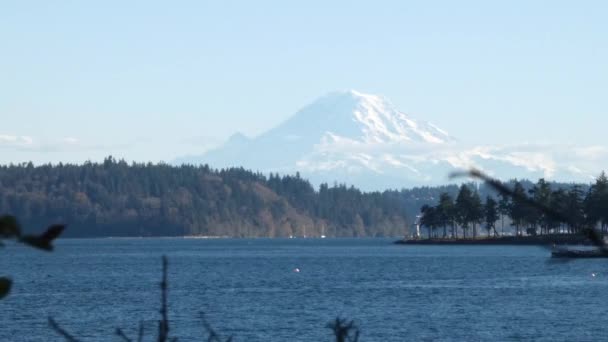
396,173,608,246
395,234,593,245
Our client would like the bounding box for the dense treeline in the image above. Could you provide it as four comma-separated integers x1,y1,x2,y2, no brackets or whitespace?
0,156,446,238
419,173,607,239
4,156,596,238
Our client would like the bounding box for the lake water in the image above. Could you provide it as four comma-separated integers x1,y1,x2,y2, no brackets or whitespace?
1,238,607,341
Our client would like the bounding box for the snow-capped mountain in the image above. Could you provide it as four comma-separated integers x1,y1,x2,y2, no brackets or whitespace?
177,90,602,189
266,89,452,145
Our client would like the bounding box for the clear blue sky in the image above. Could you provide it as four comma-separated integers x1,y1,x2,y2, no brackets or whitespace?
2,0,607,163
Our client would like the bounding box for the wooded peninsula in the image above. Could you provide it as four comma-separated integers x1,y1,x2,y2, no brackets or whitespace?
405,172,608,244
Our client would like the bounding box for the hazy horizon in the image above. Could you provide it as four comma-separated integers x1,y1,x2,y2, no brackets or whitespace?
3,1,608,187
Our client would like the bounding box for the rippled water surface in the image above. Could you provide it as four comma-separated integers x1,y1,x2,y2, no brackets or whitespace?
2,238,608,341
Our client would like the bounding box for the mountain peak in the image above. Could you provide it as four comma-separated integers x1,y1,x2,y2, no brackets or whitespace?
227,132,250,143
288,90,451,144
180,90,454,188
328,89,378,98
318,89,387,106
177,90,600,190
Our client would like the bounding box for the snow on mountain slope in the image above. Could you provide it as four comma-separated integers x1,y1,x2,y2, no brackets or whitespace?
187,90,452,175
263,90,451,145
177,90,601,189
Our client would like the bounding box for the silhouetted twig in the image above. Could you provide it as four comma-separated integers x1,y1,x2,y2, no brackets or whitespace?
48,317,80,342
137,321,144,342
0,217,65,301
327,317,360,342
201,312,233,342
115,327,133,342
50,255,361,341
159,255,170,342
19,224,66,251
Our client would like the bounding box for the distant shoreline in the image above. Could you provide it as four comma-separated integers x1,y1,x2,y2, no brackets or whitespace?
57,236,396,240
395,234,594,245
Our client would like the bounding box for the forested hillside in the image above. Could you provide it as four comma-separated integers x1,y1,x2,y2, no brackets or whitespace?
1,157,587,238
0,157,436,237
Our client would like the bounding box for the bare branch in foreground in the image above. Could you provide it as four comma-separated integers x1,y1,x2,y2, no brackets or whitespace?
48,317,81,342
115,327,133,342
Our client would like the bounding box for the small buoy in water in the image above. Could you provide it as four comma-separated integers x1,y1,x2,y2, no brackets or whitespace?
293,268,300,273
592,273,597,277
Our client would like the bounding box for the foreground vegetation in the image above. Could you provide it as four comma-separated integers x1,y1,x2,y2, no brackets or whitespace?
1,216,359,341
0,215,64,299
419,172,608,239
48,256,361,342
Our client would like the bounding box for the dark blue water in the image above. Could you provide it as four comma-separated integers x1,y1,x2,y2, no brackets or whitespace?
1,238,608,341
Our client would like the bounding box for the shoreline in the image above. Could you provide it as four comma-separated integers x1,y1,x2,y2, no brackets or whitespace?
395,234,594,245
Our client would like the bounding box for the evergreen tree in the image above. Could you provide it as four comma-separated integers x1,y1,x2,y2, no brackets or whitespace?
455,185,473,238
497,192,511,236
509,181,527,236
530,179,552,234
437,192,455,238
469,190,484,238
484,196,499,237
584,171,608,233
420,205,439,239
548,188,567,233
564,185,585,234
